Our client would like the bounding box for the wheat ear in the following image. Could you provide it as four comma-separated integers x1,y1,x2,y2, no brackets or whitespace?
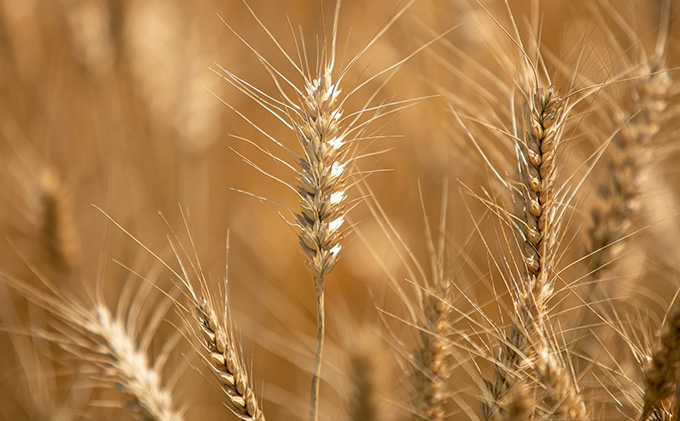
345,325,387,421
159,220,265,420
39,168,81,273
518,85,586,420
483,85,572,419
193,297,264,420
2,273,183,421
411,283,453,421
85,304,183,421
296,62,348,421
586,63,671,277
640,298,680,420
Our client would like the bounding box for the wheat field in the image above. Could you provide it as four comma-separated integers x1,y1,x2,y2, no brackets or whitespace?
0,0,679,420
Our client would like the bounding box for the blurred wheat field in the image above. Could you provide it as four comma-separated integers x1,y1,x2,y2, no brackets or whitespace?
1,0,679,420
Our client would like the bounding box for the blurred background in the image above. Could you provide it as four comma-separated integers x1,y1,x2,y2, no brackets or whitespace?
0,0,678,419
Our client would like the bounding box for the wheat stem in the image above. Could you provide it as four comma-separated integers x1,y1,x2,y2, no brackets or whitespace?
310,282,325,421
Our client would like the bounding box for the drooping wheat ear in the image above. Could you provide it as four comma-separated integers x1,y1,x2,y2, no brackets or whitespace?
586,63,671,276
640,298,680,420
2,263,183,420
106,212,265,420
40,168,80,273
483,85,569,420
411,282,453,421
85,304,183,421
194,297,264,420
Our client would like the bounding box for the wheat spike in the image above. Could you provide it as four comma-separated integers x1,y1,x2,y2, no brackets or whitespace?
586,64,671,276
86,305,183,421
2,272,183,421
484,83,570,420
411,283,453,421
194,297,264,420
39,168,81,273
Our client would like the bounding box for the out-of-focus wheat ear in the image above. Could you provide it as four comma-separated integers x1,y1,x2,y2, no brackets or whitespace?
348,350,377,421
411,282,453,421
640,299,680,420
499,383,533,421
2,262,183,420
85,304,184,421
39,168,81,274
193,297,264,420
344,325,389,421
535,346,587,419
585,63,671,278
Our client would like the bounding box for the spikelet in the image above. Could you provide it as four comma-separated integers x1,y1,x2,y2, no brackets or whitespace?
499,383,533,421
535,346,586,419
